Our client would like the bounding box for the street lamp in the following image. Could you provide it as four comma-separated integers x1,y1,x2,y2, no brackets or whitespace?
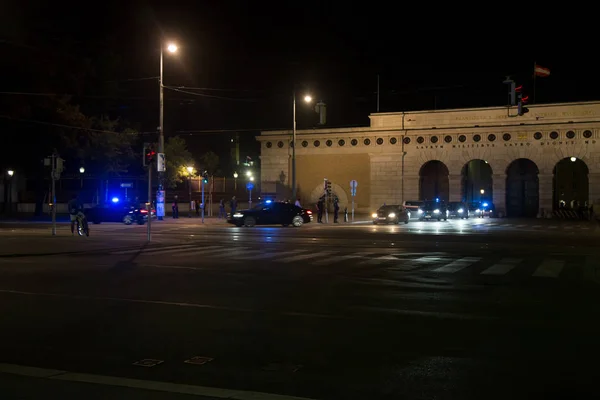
480,189,485,194
79,167,85,188
233,172,238,190
570,157,577,162
158,41,179,220
292,91,312,199
7,170,14,177
79,167,85,174
6,170,14,214
186,166,194,217
249,176,254,181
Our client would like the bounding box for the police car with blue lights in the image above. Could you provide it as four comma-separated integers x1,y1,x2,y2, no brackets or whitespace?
228,200,313,227
416,199,449,221
86,197,155,225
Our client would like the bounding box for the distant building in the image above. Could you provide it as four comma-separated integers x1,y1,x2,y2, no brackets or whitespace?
258,101,600,216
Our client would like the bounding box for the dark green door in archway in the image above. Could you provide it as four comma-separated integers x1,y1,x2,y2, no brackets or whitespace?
506,159,539,217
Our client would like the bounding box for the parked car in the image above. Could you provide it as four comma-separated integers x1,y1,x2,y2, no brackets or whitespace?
417,200,448,221
372,204,410,224
447,201,469,219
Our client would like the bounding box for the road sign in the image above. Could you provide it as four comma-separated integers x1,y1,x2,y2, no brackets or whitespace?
120,182,133,188
350,180,358,196
246,182,254,191
157,153,166,172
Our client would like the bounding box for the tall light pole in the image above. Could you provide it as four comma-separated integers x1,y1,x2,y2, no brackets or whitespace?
233,172,238,191
291,91,312,200
158,41,178,220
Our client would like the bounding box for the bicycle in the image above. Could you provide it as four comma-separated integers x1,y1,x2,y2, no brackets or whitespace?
75,212,90,237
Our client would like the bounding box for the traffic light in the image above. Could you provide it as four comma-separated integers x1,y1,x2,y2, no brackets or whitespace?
143,143,156,167
326,180,332,196
516,86,530,116
201,171,208,184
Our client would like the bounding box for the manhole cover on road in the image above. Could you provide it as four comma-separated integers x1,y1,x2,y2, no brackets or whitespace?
184,356,214,365
132,359,164,367
262,363,302,373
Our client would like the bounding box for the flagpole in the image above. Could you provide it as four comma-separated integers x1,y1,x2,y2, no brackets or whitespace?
533,61,536,104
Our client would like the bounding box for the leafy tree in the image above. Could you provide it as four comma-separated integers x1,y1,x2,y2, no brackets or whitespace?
199,151,220,176
164,136,193,188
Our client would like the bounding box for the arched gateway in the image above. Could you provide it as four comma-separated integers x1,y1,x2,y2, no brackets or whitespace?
258,101,600,216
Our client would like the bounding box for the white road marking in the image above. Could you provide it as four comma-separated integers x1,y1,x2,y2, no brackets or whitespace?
0,363,317,400
311,253,372,266
480,258,521,275
432,257,481,273
169,247,248,258
533,259,564,278
234,249,307,260
278,251,336,263
111,244,200,255
358,255,398,265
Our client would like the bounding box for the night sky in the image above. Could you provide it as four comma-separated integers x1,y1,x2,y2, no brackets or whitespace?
1,1,596,168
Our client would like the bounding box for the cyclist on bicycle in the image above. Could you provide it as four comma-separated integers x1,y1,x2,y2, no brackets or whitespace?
67,194,84,235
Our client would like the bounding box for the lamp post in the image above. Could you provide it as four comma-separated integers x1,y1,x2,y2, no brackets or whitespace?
158,41,178,220
79,166,85,188
480,189,485,202
233,172,238,191
6,170,14,214
291,91,312,200
186,166,193,218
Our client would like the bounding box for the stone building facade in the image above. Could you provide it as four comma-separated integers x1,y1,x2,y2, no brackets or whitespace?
257,101,600,216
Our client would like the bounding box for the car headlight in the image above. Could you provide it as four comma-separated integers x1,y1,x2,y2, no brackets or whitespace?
233,213,243,218
372,213,378,218
433,209,440,214
458,208,463,213
418,209,423,214
476,209,481,213
388,213,396,218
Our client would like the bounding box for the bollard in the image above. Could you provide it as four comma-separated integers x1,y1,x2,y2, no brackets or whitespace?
344,207,348,222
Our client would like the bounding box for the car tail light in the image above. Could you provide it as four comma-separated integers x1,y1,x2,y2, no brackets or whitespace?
140,209,148,214
306,210,312,214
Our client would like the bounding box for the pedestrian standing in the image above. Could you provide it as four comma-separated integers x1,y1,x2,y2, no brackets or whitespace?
219,198,226,218
317,196,324,223
333,197,340,223
230,196,238,214
172,195,179,219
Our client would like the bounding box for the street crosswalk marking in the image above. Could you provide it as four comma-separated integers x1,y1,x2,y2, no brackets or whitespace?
533,259,564,278
432,257,481,273
414,256,445,264
112,244,199,255
480,258,521,275
169,246,237,257
358,255,399,265
278,251,336,263
235,249,307,260
311,253,373,266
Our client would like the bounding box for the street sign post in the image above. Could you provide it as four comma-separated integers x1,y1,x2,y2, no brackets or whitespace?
157,153,166,172
350,180,358,222
246,182,254,208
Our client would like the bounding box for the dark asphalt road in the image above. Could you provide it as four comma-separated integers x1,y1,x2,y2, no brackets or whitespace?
1,219,599,399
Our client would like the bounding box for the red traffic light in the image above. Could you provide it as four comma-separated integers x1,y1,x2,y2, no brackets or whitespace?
515,85,523,92
521,95,529,104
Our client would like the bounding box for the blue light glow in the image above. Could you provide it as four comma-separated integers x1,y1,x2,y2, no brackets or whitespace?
483,202,488,207
435,198,440,202
265,199,272,204
111,197,119,203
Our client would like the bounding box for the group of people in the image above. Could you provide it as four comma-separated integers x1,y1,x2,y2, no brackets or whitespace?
315,196,340,223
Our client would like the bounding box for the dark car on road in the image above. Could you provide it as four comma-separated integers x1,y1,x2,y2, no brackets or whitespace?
447,201,469,219
228,201,312,227
417,200,448,221
372,205,410,224
86,201,155,225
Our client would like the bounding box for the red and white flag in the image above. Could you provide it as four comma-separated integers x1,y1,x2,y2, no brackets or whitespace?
534,64,550,77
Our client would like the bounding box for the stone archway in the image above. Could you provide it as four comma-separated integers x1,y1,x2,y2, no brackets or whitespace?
506,158,539,217
309,183,349,209
553,157,589,210
461,159,493,203
419,160,449,201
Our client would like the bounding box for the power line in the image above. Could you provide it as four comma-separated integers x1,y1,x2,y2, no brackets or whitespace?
164,86,260,102
0,115,154,135
169,85,264,92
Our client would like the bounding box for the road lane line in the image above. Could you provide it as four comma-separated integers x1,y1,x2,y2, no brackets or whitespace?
111,244,200,255
532,259,564,278
0,363,317,400
234,249,308,260
480,258,521,275
432,257,481,273
311,253,372,266
278,251,336,263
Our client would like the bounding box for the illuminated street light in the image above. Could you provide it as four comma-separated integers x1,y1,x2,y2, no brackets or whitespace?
249,176,254,181
292,92,313,199
480,189,485,194
570,157,577,162
186,166,194,174
79,167,85,174
246,170,251,177
7,170,14,177
167,43,178,53
233,172,238,179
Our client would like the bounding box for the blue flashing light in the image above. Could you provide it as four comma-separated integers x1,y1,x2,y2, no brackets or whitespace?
111,197,120,203
435,198,440,202
483,202,489,207
265,199,272,204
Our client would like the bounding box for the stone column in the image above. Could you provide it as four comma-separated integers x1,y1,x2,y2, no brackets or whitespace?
492,174,506,216
588,173,600,206
449,174,461,202
538,173,553,216
403,175,420,202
